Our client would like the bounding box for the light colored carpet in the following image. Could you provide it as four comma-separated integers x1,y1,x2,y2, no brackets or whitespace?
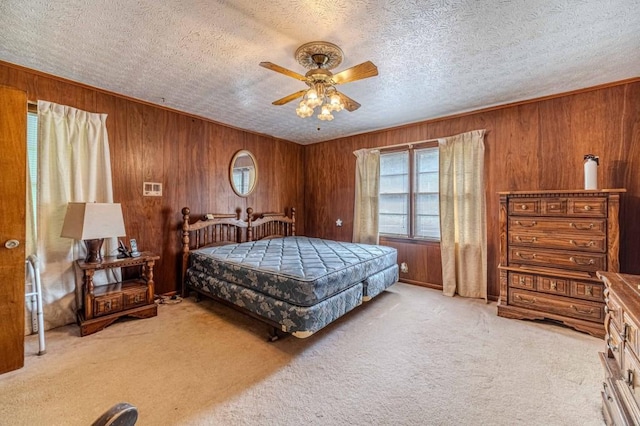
0,283,604,425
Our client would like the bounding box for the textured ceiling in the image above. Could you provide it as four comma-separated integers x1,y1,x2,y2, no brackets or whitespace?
1,0,639,145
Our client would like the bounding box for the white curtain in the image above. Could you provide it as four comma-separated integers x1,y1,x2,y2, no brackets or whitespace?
353,148,380,244
37,101,116,330
438,130,487,300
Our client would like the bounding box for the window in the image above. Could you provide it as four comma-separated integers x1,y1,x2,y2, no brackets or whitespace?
27,111,38,233
379,144,440,239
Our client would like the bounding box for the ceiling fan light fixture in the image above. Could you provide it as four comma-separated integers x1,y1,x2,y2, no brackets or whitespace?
304,88,323,109
296,100,314,118
261,41,378,121
328,93,344,111
318,104,334,121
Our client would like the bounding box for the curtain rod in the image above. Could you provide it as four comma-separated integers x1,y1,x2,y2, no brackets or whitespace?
375,138,439,152
374,129,490,152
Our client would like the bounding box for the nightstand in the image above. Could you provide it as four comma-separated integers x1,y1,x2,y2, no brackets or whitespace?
76,252,159,336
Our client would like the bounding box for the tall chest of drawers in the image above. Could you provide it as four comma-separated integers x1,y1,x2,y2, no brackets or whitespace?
497,189,624,338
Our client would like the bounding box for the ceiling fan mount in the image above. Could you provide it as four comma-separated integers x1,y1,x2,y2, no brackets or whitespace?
259,41,378,119
295,41,344,70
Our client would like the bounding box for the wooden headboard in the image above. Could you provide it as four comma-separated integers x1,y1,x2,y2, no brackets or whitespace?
247,207,296,241
180,206,296,296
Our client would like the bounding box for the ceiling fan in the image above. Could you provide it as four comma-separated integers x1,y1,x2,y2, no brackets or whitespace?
259,41,378,121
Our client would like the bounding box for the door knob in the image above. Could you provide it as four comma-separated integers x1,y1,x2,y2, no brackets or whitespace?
4,239,20,249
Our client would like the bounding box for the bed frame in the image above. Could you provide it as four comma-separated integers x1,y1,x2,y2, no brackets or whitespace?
179,206,397,341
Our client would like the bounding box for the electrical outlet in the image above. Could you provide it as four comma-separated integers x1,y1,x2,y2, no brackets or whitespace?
400,262,409,273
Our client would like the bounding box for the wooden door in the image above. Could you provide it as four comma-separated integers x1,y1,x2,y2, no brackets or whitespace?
0,86,27,374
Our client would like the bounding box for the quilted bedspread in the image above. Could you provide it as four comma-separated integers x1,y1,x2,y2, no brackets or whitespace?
189,236,397,307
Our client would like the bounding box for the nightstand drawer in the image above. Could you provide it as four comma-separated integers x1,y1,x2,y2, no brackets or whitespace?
122,286,148,308
94,294,123,317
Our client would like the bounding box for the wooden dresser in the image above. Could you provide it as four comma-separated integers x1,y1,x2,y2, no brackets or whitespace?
497,189,624,338
597,272,640,425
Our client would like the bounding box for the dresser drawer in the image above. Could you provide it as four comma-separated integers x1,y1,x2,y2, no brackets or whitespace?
570,280,604,301
608,322,623,366
537,276,568,296
622,346,640,412
508,199,540,215
607,293,624,332
122,286,148,308
567,197,607,217
509,231,606,253
541,198,567,215
509,288,604,322
508,247,607,272
94,293,123,317
508,217,606,235
624,312,640,359
509,271,536,290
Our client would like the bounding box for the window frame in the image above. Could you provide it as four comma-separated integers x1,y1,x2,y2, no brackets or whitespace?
378,141,440,242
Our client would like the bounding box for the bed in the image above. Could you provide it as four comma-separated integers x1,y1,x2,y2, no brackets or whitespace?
180,207,399,339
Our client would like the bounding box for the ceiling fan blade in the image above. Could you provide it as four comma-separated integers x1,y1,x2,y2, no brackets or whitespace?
336,92,361,112
272,90,307,106
332,61,378,85
259,62,307,81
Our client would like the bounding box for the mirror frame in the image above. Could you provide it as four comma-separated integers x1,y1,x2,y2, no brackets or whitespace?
229,149,258,197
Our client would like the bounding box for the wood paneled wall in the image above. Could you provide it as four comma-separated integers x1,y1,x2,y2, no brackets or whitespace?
304,79,640,300
3,59,639,302
0,61,305,295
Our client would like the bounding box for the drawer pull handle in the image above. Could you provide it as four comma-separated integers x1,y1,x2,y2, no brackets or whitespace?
583,205,592,211
515,236,537,243
621,323,629,341
569,239,595,247
569,256,594,266
603,381,614,401
519,277,526,285
515,252,536,260
570,305,594,314
515,220,537,228
585,285,593,296
570,222,594,230
105,301,112,311
520,204,528,210
550,280,557,290
627,369,634,388
514,295,537,304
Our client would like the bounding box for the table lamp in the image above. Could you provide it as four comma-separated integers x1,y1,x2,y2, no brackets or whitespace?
60,202,126,263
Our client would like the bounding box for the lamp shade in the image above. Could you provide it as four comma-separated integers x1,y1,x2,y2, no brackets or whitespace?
60,202,126,240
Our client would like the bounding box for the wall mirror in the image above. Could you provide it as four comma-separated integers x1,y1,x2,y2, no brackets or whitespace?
230,150,258,197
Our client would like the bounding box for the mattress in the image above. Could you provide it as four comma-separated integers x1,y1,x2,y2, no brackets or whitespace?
188,236,397,307
185,269,363,336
